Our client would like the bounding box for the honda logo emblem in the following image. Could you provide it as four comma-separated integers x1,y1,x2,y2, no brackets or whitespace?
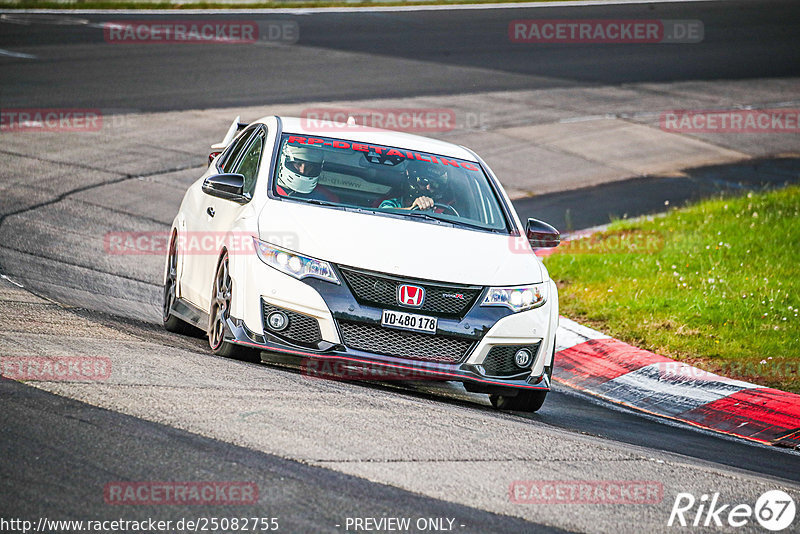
397,284,425,308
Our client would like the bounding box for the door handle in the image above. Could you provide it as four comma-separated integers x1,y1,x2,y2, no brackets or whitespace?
206,207,215,217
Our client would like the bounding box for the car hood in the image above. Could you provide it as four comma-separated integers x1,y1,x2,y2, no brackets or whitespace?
258,200,545,286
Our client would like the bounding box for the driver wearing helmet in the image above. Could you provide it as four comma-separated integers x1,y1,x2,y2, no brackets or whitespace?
379,162,449,211
276,144,335,200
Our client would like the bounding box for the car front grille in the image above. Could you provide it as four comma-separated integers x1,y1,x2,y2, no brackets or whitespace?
338,266,482,317
262,300,322,347
337,320,473,364
482,342,541,377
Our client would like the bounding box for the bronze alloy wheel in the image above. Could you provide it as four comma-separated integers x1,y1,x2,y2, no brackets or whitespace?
209,251,232,352
163,237,178,323
163,233,193,335
207,251,259,361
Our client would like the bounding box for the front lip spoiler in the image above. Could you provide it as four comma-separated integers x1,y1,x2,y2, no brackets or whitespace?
224,316,550,391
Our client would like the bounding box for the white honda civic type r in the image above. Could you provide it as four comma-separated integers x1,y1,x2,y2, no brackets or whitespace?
164,116,561,411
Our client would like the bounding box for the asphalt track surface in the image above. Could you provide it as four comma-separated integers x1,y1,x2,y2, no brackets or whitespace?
0,378,555,533
516,156,800,231
1,1,800,532
0,1,798,111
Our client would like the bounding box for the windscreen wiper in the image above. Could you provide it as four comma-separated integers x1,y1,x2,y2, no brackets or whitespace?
388,210,451,226
295,198,378,216
405,210,500,232
300,198,338,206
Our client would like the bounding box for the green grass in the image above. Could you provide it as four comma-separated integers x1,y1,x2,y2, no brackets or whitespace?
544,186,800,393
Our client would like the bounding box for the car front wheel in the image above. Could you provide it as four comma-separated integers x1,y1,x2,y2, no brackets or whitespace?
208,251,257,361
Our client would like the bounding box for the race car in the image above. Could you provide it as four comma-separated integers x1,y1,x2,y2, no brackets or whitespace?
163,116,561,412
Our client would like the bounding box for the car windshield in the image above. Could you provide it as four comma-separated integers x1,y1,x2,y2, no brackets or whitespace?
272,133,510,232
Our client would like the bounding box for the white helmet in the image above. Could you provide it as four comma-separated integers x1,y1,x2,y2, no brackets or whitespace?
278,145,324,194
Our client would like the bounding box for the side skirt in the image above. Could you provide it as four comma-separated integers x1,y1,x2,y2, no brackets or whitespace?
170,297,210,332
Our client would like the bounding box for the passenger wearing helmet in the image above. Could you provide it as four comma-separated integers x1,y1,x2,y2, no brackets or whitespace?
276,144,336,200
379,162,450,211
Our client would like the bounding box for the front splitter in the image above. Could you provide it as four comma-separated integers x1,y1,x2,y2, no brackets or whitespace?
225,317,550,392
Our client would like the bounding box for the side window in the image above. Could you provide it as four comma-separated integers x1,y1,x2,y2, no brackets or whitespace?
231,131,265,197
220,129,255,174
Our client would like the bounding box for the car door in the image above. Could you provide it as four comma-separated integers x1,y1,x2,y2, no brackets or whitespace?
194,127,267,312
181,127,260,308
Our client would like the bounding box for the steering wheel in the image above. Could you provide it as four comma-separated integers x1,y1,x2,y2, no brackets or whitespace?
411,203,460,217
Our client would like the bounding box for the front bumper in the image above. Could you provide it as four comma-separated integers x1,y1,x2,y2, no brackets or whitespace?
227,259,557,392
227,316,551,391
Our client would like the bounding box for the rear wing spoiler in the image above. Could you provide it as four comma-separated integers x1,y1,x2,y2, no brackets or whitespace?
209,116,248,164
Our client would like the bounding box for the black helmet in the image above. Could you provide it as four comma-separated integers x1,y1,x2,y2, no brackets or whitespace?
405,162,449,202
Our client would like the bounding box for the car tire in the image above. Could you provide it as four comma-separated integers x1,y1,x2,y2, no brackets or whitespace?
163,234,195,335
208,251,258,362
489,390,547,412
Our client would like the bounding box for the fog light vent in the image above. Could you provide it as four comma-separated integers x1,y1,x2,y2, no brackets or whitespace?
261,300,322,347
267,311,288,331
481,342,541,377
514,348,533,369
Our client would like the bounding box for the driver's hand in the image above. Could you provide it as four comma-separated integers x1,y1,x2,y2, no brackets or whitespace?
411,196,434,210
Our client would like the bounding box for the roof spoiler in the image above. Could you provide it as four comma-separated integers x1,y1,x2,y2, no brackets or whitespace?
210,116,248,151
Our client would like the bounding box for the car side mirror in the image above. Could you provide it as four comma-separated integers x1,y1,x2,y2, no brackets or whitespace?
202,173,249,204
526,218,560,248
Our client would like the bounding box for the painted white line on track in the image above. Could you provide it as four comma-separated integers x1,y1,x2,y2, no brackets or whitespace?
0,49,37,59
0,13,89,24
1,0,726,15
0,274,25,288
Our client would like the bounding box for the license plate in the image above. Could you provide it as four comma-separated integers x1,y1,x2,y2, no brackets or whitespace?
381,309,437,334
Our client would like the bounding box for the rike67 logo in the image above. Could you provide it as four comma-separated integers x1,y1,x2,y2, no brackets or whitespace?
668,490,796,531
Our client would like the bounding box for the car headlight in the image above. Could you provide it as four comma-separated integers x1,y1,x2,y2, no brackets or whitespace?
481,283,547,312
253,238,340,284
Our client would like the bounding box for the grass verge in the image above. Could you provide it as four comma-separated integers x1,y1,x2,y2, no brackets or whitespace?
544,186,800,393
